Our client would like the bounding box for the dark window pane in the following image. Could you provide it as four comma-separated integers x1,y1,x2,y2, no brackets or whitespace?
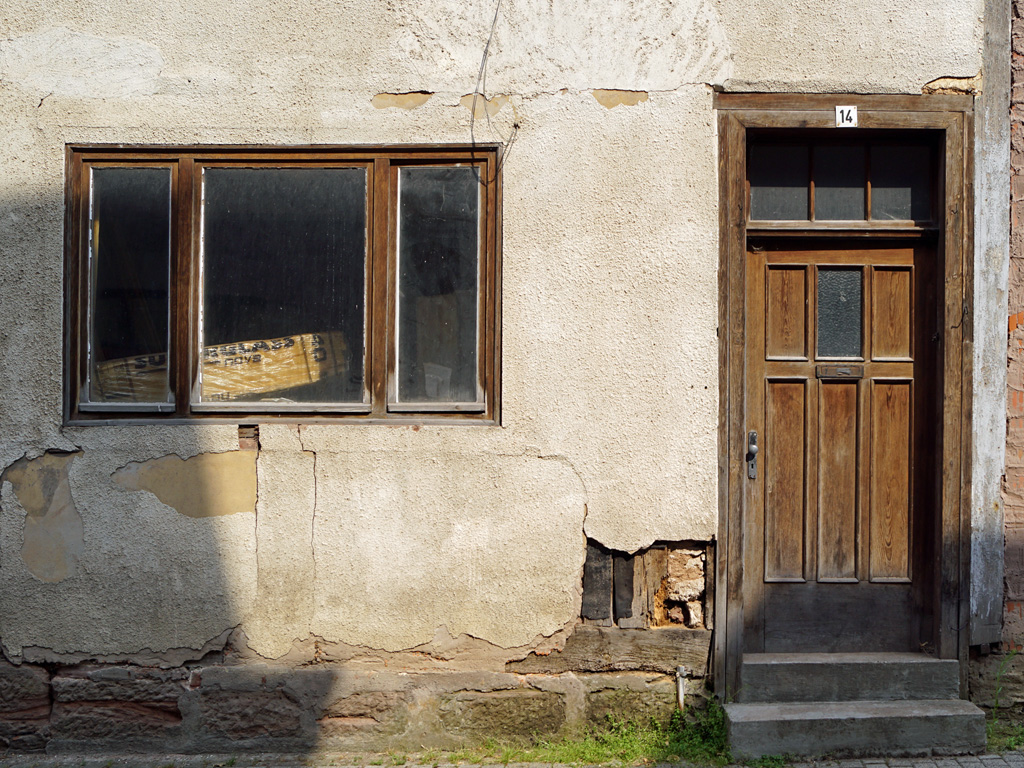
88,167,171,403
814,144,866,220
870,144,931,221
749,144,809,220
201,167,366,403
817,268,862,358
397,167,481,404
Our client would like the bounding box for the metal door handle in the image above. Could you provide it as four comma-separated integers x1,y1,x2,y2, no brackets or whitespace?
747,431,758,479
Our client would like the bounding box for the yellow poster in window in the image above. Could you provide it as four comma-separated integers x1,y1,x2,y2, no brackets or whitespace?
94,331,348,403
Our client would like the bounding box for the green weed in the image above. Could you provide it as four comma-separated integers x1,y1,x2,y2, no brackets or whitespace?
742,754,789,768
437,697,731,766
987,648,1021,750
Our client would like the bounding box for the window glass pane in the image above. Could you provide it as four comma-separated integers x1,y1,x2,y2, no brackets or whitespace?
817,268,862,358
397,167,481,404
870,144,931,221
814,144,866,220
88,167,171,404
749,144,809,220
200,167,366,404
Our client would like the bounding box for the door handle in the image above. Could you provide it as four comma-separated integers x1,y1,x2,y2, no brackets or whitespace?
746,431,758,480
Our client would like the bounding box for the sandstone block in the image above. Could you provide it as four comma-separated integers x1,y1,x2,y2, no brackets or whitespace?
53,666,186,703
0,662,50,716
199,690,303,739
50,700,182,741
439,690,565,738
324,690,406,720
585,686,676,727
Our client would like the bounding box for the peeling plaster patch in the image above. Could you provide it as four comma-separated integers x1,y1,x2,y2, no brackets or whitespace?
460,93,509,118
371,91,433,109
0,27,163,99
1,452,84,583
923,74,982,95
591,90,649,109
113,452,256,518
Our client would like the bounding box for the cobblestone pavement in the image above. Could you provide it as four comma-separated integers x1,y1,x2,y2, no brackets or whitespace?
0,755,1023,768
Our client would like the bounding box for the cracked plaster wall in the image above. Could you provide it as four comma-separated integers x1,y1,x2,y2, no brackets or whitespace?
0,0,985,660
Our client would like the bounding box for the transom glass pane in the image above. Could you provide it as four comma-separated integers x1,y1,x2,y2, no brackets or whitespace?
814,144,866,220
871,145,932,221
397,167,481,404
817,268,862,358
200,167,366,404
749,145,809,220
88,167,172,404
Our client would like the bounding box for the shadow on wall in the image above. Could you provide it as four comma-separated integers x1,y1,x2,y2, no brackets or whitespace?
0,178,362,754
0,428,342,753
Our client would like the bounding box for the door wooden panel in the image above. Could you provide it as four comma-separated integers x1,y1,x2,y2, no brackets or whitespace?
744,241,936,653
766,267,807,359
869,379,913,582
765,379,807,582
872,268,913,359
817,381,858,582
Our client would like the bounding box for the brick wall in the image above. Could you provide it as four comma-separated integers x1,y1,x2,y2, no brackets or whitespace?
1006,0,1024,643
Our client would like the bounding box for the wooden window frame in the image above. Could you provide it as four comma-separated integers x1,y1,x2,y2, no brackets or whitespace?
63,145,502,425
713,94,973,698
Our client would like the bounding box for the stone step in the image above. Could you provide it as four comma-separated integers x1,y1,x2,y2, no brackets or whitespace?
737,652,960,702
725,699,986,759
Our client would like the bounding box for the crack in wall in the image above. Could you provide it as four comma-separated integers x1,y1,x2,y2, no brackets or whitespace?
309,449,318,589
296,427,318,588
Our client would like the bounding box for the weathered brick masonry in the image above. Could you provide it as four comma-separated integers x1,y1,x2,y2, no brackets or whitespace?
974,0,1024,706
1005,0,1024,647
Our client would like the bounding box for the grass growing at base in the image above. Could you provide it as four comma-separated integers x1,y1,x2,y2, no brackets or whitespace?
436,696,732,766
986,648,1024,752
987,713,1024,752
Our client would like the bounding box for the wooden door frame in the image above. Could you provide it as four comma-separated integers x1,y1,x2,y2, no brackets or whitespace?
713,93,974,698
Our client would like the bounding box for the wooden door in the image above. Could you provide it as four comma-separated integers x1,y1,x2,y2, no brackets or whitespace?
743,239,939,653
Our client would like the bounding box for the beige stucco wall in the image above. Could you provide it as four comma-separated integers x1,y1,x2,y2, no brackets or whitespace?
0,0,984,661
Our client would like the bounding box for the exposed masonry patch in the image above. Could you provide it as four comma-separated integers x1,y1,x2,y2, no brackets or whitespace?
0,27,163,98
1,451,84,583
371,91,433,109
112,452,256,518
923,73,982,95
460,92,509,118
591,89,650,108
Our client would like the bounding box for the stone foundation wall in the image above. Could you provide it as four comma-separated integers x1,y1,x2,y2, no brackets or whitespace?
0,626,710,753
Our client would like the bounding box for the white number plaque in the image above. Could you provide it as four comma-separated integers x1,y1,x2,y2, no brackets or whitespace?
836,106,858,128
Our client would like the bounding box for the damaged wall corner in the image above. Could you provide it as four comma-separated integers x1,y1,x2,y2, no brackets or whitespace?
581,538,713,631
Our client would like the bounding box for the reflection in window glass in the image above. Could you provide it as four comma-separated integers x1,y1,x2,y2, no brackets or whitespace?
817,268,862,358
871,145,931,221
88,168,172,404
814,144,866,220
397,167,481,404
749,145,809,220
201,168,366,404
